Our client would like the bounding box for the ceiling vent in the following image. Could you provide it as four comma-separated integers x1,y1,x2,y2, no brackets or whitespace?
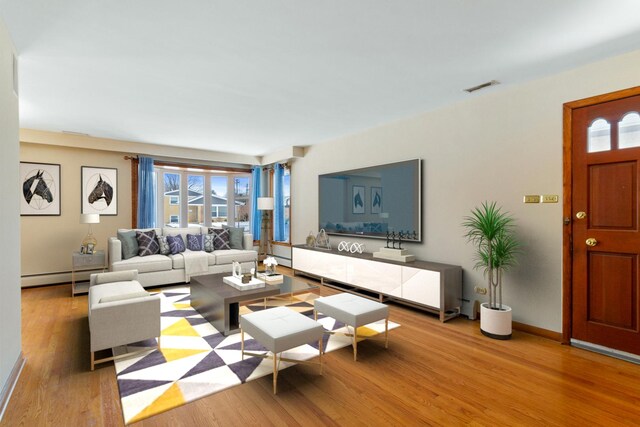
464,80,500,93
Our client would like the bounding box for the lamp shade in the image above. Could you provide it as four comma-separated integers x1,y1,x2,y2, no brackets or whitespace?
80,213,100,224
257,197,274,210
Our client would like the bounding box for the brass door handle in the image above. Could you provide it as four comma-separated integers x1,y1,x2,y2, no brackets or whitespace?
586,238,598,247
576,211,587,219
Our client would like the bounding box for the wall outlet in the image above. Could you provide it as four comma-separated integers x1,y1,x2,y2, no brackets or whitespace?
474,286,487,295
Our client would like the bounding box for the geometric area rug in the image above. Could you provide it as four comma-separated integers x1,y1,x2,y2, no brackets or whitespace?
113,287,400,425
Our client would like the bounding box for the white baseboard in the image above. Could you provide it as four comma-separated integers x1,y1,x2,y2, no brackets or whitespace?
21,271,93,287
0,352,25,422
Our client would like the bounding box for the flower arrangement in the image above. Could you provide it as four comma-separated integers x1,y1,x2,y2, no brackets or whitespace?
263,256,278,274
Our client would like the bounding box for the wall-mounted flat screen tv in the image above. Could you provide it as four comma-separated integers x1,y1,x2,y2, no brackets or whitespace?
319,159,421,241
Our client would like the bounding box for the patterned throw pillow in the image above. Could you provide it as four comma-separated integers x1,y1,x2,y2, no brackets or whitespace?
136,230,160,257
186,234,204,251
209,228,230,250
157,235,171,255
203,234,215,252
166,234,186,254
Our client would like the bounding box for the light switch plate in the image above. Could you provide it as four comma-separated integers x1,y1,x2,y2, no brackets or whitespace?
523,195,541,203
542,195,559,203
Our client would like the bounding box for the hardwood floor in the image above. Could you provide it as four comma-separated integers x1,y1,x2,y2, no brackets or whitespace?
3,273,640,426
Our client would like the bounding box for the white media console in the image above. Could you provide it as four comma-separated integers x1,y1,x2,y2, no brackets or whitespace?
292,245,462,322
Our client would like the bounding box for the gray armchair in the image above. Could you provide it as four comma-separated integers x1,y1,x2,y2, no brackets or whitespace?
88,270,161,370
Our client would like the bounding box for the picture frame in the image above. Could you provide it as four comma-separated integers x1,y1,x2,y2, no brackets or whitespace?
82,166,118,215
20,162,61,216
352,185,365,214
86,243,95,254
371,186,382,214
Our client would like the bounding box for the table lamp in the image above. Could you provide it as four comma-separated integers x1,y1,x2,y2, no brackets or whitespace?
80,213,100,249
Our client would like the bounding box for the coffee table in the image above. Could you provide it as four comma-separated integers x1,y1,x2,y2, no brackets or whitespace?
190,273,319,336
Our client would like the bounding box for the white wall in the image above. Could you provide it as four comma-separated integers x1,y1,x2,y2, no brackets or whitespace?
292,49,640,332
0,16,21,406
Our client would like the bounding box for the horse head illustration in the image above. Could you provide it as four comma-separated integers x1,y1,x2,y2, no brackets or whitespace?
23,170,53,204
88,174,113,206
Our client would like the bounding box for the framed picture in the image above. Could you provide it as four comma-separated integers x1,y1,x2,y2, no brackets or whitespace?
352,185,365,214
82,166,118,215
20,162,61,216
371,187,382,214
86,243,95,254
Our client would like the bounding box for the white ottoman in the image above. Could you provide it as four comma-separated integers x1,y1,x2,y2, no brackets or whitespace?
240,306,324,394
314,293,389,361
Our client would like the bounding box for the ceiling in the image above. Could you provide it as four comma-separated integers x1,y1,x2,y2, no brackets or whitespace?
3,1,640,157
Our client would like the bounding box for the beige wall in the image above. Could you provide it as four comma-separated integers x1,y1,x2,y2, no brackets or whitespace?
20,143,132,283
0,17,21,408
291,49,640,333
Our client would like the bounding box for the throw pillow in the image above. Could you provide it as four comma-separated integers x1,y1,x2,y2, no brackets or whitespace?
210,228,230,250
167,234,186,254
186,234,204,251
223,225,244,249
157,235,171,255
136,230,160,257
117,230,138,260
203,234,215,252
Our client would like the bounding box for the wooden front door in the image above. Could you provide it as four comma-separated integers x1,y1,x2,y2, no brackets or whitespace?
569,92,640,355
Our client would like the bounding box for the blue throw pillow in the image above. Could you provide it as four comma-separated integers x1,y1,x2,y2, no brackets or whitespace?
186,234,204,251
167,234,186,254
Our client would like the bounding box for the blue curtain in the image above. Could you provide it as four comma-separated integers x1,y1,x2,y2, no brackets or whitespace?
137,156,156,228
273,164,285,241
251,166,262,239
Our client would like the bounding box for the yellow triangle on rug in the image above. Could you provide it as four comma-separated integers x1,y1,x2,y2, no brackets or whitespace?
130,382,186,424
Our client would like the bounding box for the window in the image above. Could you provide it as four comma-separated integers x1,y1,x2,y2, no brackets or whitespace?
619,112,640,149
270,165,291,243
588,118,611,153
156,166,251,230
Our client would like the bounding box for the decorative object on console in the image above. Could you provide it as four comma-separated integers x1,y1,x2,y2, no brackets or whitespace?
462,201,520,340
315,228,331,250
81,166,117,215
258,197,274,259
80,213,100,251
306,231,316,247
337,241,365,254
373,247,415,262
20,162,61,216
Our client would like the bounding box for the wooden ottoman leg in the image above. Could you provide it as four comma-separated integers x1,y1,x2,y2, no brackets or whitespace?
352,326,358,361
273,353,278,394
241,328,245,360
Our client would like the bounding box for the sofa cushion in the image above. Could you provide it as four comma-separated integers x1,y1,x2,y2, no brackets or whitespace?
167,234,186,254
157,235,171,255
163,227,201,237
186,234,204,251
203,234,214,252
90,280,146,308
209,228,230,250
137,230,160,256
223,225,244,250
117,230,138,260
111,254,173,274
213,249,257,264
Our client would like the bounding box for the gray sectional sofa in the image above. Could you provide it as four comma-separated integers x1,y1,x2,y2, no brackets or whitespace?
108,226,257,288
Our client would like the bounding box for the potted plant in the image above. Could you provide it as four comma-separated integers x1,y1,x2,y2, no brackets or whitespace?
463,201,520,340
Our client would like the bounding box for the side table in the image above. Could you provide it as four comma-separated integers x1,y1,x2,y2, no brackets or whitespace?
72,250,106,297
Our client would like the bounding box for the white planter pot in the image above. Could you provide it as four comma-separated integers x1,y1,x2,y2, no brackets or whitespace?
480,303,512,340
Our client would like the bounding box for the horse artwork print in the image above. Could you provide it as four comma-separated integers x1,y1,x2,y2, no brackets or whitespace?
81,166,118,215
20,162,61,216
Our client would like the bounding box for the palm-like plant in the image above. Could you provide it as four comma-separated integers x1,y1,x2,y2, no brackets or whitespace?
463,201,520,310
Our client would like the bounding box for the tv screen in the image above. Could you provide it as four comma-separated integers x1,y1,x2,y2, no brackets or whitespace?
319,159,421,241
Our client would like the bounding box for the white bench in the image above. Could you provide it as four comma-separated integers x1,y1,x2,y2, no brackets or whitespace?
314,293,389,361
240,306,324,394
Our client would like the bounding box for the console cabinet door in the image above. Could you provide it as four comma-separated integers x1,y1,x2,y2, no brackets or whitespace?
402,267,441,308
347,257,402,297
293,248,347,283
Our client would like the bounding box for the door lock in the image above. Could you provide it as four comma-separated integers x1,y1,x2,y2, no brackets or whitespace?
576,211,587,219
586,238,598,247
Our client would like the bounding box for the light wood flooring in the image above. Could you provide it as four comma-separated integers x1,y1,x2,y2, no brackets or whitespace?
3,272,640,426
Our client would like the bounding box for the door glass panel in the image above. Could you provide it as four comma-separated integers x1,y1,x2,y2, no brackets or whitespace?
234,175,250,231
163,172,181,227
588,118,611,153
618,112,640,149
211,176,227,226
187,175,204,226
